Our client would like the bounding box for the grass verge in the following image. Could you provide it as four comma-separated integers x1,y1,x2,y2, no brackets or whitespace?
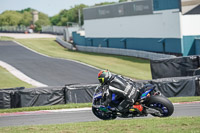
0,36,14,40
0,117,199,133
169,96,200,103
0,96,200,113
0,66,33,89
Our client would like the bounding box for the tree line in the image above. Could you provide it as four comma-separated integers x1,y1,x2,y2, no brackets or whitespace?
0,1,128,31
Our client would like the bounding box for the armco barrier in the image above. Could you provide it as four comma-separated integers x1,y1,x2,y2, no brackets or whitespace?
56,36,74,50
57,36,176,60
76,45,176,60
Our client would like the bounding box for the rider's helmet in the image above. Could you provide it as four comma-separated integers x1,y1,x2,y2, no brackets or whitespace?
98,70,112,84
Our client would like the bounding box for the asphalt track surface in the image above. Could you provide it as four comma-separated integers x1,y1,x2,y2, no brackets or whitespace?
0,102,200,127
0,41,99,86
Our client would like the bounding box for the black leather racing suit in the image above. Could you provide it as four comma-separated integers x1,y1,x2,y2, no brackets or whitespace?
103,75,138,112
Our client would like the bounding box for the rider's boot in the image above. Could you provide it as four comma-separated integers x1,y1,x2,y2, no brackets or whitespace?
129,103,143,112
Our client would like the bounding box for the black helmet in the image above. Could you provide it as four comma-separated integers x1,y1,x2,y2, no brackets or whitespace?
98,70,112,84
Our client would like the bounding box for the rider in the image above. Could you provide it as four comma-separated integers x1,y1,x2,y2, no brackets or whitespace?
98,70,139,113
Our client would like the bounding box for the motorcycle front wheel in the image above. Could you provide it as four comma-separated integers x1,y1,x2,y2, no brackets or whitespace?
92,107,117,120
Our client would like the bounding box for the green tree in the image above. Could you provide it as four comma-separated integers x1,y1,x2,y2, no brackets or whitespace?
19,11,32,26
50,14,60,25
50,9,68,26
94,2,116,6
0,8,50,27
17,8,33,13
50,4,87,26
34,12,51,32
119,0,128,2
0,11,22,26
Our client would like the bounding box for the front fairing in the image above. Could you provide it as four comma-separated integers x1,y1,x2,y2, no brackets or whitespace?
93,84,104,99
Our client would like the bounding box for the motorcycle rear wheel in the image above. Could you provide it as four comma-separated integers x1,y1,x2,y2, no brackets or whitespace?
146,96,174,117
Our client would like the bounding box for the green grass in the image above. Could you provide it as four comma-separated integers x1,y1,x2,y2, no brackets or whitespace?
0,36,14,40
0,66,33,89
0,96,200,113
169,96,200,103
16,38,151,80
0,117,200,133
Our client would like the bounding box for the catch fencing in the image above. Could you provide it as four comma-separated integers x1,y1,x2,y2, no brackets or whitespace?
42,25,79,35
42,26,66,35
0,26,27,33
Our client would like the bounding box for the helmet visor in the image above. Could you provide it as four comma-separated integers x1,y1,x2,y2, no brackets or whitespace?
98,77,104,84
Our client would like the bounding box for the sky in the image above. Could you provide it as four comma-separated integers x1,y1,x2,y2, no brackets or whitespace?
0,0,119,16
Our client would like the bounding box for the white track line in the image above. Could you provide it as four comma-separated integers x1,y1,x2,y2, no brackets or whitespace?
173,101,200,105
46,107,91,113
0,60,47,87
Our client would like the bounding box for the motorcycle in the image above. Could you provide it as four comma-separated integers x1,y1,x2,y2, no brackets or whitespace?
92,84,174,120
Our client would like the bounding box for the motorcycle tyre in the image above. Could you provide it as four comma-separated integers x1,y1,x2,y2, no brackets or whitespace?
146,96,174,117
92,107,117,120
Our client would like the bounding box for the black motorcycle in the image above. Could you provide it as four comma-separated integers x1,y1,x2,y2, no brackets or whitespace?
92,84,174,120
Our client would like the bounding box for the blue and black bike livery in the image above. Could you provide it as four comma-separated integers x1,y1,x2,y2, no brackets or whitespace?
92,84,174,120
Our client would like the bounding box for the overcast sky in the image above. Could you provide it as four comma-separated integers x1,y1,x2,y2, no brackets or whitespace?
0,0,119,16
